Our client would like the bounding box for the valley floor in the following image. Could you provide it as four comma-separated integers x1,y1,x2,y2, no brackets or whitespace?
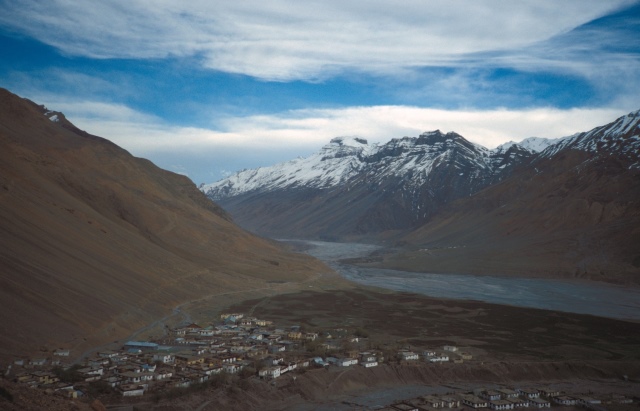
3,287,638,410
189,287,639,410
122,288,640,409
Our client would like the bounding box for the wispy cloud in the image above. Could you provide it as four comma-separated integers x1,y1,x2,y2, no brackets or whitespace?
0,0,633,81
3,1,638,183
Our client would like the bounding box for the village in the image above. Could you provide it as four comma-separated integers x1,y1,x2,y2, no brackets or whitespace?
3,312,637,410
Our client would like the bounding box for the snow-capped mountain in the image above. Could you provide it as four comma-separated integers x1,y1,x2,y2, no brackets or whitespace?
204,137,374,198
203,130,536,200
541,109,640,168
395,110,640,284
203,129,538,237
202,109,639,240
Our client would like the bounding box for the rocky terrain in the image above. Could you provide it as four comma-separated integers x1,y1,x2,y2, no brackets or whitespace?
0,88,332,360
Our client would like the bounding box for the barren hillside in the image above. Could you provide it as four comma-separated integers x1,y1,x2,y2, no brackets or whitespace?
0,88,330,359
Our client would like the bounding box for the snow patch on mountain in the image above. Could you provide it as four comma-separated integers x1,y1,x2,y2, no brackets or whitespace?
541,109,640,166
201,137,376,198
495,136,566,154
42,108,61,123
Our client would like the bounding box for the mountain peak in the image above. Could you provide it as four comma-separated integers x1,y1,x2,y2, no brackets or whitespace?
384,130,467,149
329,136,369,147
420,129,444,136
417,129,453,141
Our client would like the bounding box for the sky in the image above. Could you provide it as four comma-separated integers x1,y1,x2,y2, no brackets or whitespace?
1,1,639,185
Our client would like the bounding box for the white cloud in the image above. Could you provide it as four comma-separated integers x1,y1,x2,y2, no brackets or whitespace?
218,106,628,149
0,0,633,81
39,97,629,183
49,98,627,152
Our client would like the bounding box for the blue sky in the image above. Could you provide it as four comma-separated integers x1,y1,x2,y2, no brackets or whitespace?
1,1,639,184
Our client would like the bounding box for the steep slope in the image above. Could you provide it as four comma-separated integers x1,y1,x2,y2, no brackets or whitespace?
0,89,329,359
204,132,535,239
374,110,640,285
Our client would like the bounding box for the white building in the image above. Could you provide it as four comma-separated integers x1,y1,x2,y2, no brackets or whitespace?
119,384,144,397
152,353,175,364
489,400,515,410
399,351,419,361
338,358,358,367
259,366,282,379
429,354,449,362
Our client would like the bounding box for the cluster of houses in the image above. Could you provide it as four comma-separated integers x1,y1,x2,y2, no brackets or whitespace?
8,312,466,399
5,312,636,409
377,387,635,411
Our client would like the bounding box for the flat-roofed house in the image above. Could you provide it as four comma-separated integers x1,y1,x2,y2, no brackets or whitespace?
529,398,551,408
462,395,488,409
489,400,514,410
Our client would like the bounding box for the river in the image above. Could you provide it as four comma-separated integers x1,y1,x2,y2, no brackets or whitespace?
297,240,640,322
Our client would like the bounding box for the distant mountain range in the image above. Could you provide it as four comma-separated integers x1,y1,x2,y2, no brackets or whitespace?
204,110,640,284
0,89,327,358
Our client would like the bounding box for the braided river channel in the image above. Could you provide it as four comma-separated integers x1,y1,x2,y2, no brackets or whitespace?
297,240,640,322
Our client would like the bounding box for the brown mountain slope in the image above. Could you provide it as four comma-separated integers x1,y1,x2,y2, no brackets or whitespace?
372,149,640,285
0,89,329,359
